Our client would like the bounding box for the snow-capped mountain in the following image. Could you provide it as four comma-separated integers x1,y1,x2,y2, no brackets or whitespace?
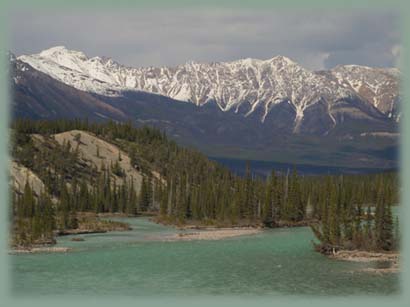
318,65,400,121
17,46,400,131
10,48,400,169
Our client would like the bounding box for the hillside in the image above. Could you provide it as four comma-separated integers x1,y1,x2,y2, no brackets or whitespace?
10,119,399,253
53,130,143,191
10,160,46,197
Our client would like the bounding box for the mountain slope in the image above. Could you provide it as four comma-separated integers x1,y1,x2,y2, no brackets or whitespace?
11,55,127,121
11,48,399,169
320,65,400,121
18,47,400,130
10,160,46,197
53,130,143,191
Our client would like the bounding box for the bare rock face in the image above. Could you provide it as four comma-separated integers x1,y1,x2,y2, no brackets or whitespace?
53,130,143,192
328,65,400,121
10,161,46,196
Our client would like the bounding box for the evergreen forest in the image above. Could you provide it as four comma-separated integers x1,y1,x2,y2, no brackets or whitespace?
10,119,400,253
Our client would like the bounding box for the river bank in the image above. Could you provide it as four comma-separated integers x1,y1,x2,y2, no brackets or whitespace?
152,216,320,241
10,246,72,254
10,213,131,254
152,216,265,240
11,217,265,253
329,250,400,273
57,217,131,235
167,227,262,241
153,215,317,228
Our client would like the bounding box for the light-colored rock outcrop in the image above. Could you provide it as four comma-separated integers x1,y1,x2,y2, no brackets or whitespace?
10,160,46,196
53,130,143,191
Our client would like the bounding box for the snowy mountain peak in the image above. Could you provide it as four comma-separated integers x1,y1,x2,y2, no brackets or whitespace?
229,57,263,68
329,64,400,118
38,46,87,62
39,45,69,55
268,55,297,65
16,46,400,124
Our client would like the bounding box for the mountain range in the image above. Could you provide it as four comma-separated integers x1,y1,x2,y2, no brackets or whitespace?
10,46,401,170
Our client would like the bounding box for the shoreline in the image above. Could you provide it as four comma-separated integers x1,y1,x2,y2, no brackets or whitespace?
167,227,263,241
56,229,109,236
10,214,132,254
329,250,400,273
10,246,72,254
152,216,265,240
11,220,265,253
153,216,315,229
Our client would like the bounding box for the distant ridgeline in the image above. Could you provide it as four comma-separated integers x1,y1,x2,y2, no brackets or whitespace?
10,119,399,252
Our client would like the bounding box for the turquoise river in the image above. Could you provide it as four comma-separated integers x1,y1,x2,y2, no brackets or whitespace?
11,217,400,297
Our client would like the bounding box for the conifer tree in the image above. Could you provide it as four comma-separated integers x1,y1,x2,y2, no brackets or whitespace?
139,176,151,212
364,205,373,249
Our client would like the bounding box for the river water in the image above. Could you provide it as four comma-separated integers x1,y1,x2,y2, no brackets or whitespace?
11,217,399,297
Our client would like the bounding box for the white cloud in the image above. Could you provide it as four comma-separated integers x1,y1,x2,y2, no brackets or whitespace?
391,44,402,68
11,8,401,70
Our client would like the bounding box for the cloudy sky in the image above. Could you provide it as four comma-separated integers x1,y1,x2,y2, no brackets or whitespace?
11,8,401,70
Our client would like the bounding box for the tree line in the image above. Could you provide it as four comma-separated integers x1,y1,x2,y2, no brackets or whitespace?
310,173,399,253
10,119,399,252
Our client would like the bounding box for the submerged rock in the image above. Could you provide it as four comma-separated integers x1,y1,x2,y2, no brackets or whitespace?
70,237,85,242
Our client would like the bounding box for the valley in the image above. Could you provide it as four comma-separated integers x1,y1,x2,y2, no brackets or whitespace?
8,48,401,298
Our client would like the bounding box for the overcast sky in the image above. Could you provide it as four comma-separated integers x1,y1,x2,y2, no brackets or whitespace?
10,8,401,70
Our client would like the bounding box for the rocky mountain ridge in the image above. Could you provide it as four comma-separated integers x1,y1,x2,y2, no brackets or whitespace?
10,47,400,169
16,46,401,129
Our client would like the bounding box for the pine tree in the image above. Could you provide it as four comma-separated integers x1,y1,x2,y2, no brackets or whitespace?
262,176,273,226
139,176,151,212
394,216,400,250
59,182,70,229
243,162,253,220
329,184,341,245
353,203,363,248
22,180,35,217
380,203,394,251
364,205,373,250
374,182,394,251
